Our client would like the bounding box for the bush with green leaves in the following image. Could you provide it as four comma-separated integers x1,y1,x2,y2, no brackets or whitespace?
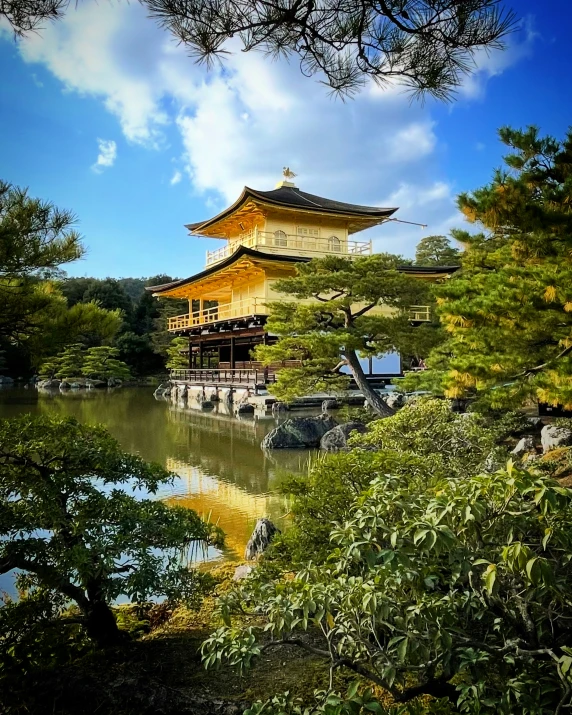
243,684,449,715
203,458,572,713
270,399,526,565
0,415,223,654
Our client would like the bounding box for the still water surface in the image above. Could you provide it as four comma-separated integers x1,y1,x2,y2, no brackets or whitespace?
0,387,317,564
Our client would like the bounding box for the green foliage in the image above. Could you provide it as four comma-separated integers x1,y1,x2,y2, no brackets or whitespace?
243,685,438,715
151,294,189,357
115,330,163,375
0,587,91,678
0,180,121,371
53,343,84,378
166,337,189,369
0,415,223,651
82,278,134,327
81,346,132,380
414,235,461,267
271,400,523,566
420,126,572,410
255,254,441,415
204,455,572,713
0,179,82,278
60,274,181,375
40,344,132,380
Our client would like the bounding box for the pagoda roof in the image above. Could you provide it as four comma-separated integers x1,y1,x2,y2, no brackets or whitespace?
185,185,398,237
146,246,305,295
146,246,459,296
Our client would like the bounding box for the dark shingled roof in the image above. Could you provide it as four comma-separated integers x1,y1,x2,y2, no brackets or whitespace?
186,185,397,232
146,246,459,295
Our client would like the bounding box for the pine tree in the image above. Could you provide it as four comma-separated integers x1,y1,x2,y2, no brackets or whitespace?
81,347,131,381
255,254,441,415
421,126,572,409
0,181,121,370
54,343,84,380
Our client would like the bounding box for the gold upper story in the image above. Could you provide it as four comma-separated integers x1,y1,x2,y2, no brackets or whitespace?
186,179,397,267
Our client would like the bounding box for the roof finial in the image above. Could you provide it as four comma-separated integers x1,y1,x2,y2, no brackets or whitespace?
276,167,297,189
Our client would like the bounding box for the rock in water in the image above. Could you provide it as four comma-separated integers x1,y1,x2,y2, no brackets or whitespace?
245,519,280,560
271,401,288,416
153,382,171,397
261,414,338,449
320,421,367,452
541,425,572,453
236,403,255,415
511,435,537,458
39,379,61,389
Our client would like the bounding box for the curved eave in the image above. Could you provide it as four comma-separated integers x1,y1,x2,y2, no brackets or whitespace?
146,246,308,296
185,186,398,237
146,252,460,297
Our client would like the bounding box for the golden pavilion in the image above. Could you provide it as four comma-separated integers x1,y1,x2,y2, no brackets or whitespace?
148,171,455,389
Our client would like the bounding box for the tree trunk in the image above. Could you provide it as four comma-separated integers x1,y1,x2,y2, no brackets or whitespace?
345,349,394,417
84,598,122,648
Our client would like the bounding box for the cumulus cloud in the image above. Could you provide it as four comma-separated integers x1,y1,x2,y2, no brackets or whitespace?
3,2,531,256
92,138,117,172
459,17,537,100
368,181,468,257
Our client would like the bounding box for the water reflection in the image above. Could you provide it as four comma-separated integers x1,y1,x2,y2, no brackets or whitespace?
0,387,316,562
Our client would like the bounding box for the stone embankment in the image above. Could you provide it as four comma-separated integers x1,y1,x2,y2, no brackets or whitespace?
37,377,122,389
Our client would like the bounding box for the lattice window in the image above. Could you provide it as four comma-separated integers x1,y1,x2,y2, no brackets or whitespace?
328,236,341,252
273,230,288,247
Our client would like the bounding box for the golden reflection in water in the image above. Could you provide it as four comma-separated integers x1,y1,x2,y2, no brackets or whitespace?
164,460,289,559
0,388,318,564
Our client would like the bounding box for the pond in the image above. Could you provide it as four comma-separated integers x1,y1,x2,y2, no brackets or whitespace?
0,387,318,575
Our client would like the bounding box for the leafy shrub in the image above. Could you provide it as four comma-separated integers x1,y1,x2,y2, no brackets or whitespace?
204,460,572,713
270,400,523,566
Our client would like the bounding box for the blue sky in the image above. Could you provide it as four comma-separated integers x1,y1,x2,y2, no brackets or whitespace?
0,1,570,280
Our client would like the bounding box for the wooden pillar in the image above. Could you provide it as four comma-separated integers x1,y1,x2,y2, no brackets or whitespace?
199,340,204,369
188,338,193,368
230,336,235,369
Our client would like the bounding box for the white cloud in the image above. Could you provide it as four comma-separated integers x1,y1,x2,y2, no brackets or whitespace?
367,181,468,257
386,122,437,163
92,138,117,172
459,17,537,100
170,169,182,185
3,2,531,257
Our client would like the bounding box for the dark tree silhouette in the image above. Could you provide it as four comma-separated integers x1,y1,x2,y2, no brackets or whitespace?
3,0,516,97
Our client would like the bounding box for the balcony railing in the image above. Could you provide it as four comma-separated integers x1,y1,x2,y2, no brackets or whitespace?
409,305,431,322
169,298,431,332
168,297,267,331
170,368,276,386
205,229,372,266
